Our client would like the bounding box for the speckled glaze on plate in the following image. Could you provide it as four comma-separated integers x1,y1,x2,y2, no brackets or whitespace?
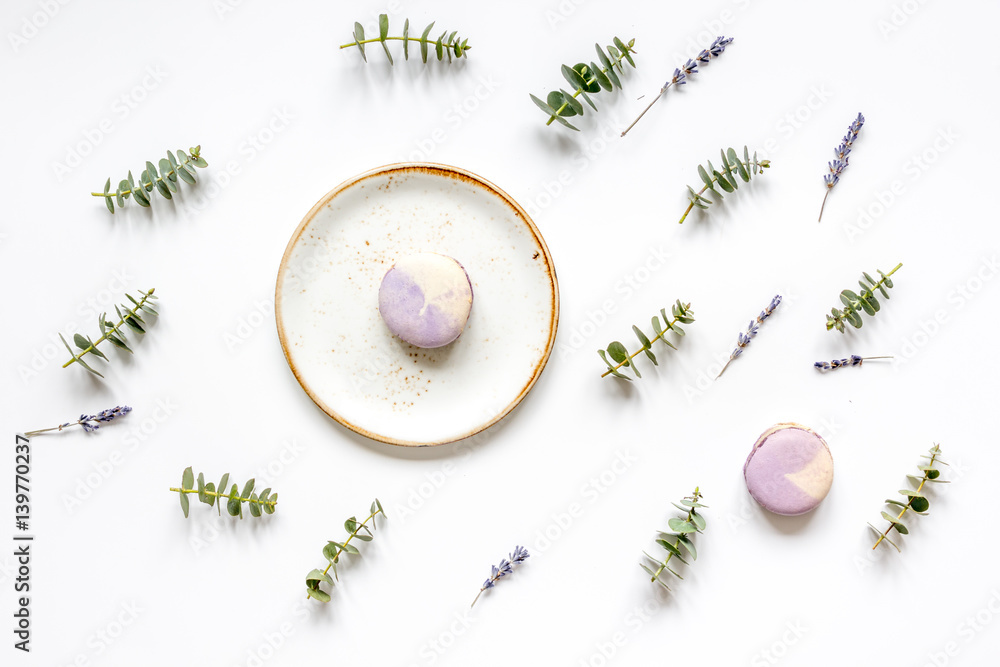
275,163,559,446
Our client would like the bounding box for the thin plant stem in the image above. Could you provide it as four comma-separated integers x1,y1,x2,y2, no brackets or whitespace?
310,509,379,597
872,449,940,551
818,188,831,222
62,289,154,368
91,159,196,200
600,312,686,378
621,84,672,137
169,487,277,510
678,158,768,224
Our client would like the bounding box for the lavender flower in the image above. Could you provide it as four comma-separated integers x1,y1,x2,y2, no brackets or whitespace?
472,545,529,607
818,113,865,221
621,36,733,137
717,295,781,379
24,405,132,437
814,355,892,371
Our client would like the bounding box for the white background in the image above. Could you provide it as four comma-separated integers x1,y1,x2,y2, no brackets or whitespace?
3,0,1000,665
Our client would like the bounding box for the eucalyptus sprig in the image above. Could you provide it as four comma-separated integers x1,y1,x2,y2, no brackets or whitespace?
869,445,948,552
93,147,208,214
826,264,901,332
530,37,637,131
306,499,386,603
341,15,469,64
61,288,158,378
679,146,770,223
170,467,277,519
598,301,694,380
641,487,706,590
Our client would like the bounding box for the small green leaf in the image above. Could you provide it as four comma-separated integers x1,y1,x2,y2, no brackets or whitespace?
420,22,434,63
182,466,194,491
402,18,409,59
598,349,629,379
306,587,331,603
204,482,216,507
354,22,366,62
909,496,930,513
179,492,189,518
668,517,696,533
227,484,241,517
249,493,262,517
606,341,629,364
613,37,634,67
306,568,333,586
676,534,697,560
690,512,707,531
378,14,392,64
590,62,612,91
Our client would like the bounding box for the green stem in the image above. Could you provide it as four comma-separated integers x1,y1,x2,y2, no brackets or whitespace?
62,289,155,368
600,309,688,378
547,51,631,126
90,156,197,199
338,36,468,50
827,264,902,331
169,487,277,510
873,449,937,551
310,509,380,598
678,159,768,224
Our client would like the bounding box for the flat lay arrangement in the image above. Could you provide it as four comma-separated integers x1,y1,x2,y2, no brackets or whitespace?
5,2,997,665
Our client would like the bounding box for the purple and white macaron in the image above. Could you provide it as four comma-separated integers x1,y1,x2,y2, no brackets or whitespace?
743,423,834,516
378,252,474,348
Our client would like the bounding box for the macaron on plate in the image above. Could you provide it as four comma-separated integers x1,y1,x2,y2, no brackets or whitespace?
275,163,559,446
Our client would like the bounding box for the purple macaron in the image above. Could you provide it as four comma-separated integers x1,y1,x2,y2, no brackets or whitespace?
378,252,474,348
743,423,834,516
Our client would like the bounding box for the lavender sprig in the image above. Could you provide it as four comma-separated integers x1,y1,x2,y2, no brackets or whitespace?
717,295,781,379
818,113,864,222
621,35,733,137
471,545,529,607
814,355,893,371
24,405,132,437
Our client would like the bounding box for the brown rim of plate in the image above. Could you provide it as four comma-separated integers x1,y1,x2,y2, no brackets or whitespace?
274,162,560,447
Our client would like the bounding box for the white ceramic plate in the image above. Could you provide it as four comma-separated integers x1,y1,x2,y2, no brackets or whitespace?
275,163,559,446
